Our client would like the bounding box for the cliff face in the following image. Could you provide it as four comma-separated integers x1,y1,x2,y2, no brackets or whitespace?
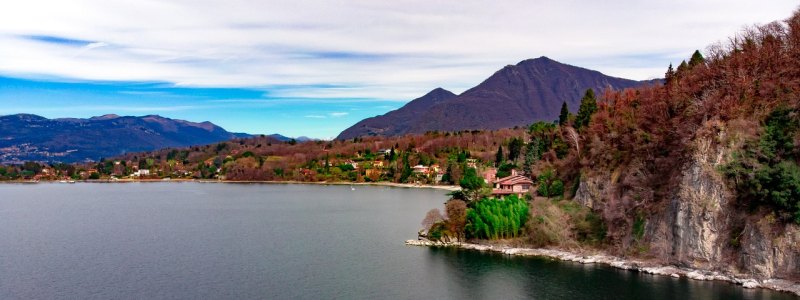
740,217,800,278
647,131,731,271
577,124,800,279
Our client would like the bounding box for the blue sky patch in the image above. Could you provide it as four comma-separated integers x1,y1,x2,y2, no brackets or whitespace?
22,35,93,46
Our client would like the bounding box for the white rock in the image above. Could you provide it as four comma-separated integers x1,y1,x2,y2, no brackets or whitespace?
742,280,760,289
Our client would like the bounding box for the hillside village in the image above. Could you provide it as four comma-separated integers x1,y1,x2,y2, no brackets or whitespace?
0,124,547,199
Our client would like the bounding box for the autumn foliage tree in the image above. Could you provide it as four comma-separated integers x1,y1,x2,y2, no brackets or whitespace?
445,199,468,241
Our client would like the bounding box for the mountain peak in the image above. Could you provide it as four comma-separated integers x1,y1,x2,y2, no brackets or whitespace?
423,87,455,97
336,87,457,139
338,57,655,139
517,56,559,68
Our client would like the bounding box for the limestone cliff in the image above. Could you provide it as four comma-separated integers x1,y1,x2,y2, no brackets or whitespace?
577,124,800,280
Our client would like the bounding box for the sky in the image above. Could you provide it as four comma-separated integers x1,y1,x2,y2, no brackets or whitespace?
0,1,798,138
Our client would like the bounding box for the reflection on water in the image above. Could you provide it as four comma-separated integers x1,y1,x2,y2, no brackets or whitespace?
423,247,791,300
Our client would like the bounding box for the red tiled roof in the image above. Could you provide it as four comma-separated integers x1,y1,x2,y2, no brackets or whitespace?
494,174,533,185
491,189,518,195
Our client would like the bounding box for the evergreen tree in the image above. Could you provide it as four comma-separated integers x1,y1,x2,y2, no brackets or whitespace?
400,152,412,183
665,63,675,82
508,138,523,161
387,147,397,161
689,50,705,67
495,145,504,166
558,101,569,125
523,142,536,176
574,89,598,129
676,60,689,75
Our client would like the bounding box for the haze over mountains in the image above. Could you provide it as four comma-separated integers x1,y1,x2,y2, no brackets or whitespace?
338,56,658,139
0,114,251,163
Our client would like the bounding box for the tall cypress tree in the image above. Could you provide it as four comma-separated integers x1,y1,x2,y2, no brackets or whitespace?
508,138,523,162
400,152,412,182
495,145,504,166
558,101,569,125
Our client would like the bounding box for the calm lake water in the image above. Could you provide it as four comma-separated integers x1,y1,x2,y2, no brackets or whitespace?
0,183,794,299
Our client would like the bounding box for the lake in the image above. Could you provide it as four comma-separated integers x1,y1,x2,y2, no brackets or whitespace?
0,183,793,299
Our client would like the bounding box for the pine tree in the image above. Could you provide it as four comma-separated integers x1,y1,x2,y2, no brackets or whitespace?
575,89,597,129
558,101,569,125
665,63,675,82
523,142,536,176
677,60,688,75
400,152,412,183
689,50,705,67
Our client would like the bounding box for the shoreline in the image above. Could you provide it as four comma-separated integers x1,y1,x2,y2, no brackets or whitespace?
405,240,800,297
0,179,460,191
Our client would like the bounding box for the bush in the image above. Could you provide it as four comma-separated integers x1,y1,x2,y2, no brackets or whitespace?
721,107,800,224
527,199,606,247
465,195,529,239
536,169,563,198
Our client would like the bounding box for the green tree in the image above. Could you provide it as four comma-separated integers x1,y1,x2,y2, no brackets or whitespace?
459,167,485,202
689,50,705,67
558,101,569,125
495,145,504,166
550,180,564,199
721,107,800,224
508,138,523,161
523,142,536,176
574,89,597,129
496,162,516,178
400,152,413,183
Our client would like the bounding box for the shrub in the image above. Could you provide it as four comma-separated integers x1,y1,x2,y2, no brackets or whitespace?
465,195,529,239
721,107,800,224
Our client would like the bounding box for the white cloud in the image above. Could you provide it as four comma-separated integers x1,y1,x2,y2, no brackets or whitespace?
329,112,348,117
304,115,327,119
0,0,797,100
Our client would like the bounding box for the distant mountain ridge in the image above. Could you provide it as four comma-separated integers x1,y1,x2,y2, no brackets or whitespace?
338,56,658,139
0,114,251,163
266,134,316,142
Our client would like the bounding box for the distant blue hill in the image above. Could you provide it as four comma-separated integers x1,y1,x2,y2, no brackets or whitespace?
0,114,253,163
266,134,316,142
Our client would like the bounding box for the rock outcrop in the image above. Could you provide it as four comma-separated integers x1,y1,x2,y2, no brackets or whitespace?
577,125,800,280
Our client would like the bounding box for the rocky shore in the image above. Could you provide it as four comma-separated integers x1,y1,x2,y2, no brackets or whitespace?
405,240,800,296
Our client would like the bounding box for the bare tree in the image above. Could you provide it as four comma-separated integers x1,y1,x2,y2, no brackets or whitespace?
421,208,444,233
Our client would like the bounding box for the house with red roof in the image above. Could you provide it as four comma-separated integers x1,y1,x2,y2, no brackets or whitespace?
491,169,534,198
